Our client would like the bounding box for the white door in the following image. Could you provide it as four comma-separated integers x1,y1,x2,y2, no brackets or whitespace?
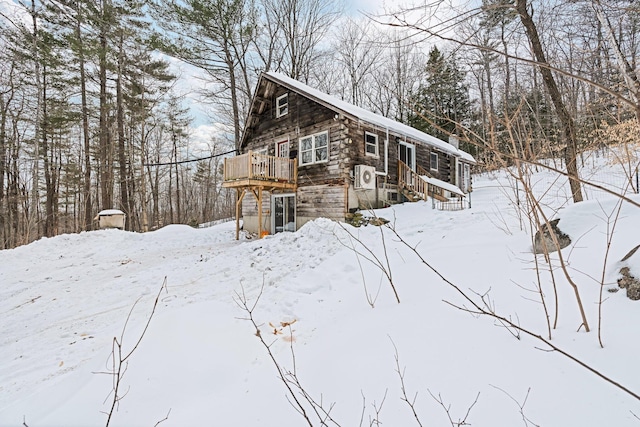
456,160,470,193
399,142,416,186
398,142,416,170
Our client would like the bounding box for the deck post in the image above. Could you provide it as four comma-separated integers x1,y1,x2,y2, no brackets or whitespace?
257,186,263,238
235,189,247,240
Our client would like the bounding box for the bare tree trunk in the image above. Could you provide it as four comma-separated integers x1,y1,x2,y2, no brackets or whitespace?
42,65,55,237
74,3,93,231
116,30,130,228
29,0,42,240
140,119,149,232
0,90,8,248
98,0,113,210
172,133,181,223
481,47,497,149
515,0,584,203
592,0,640,123
0,63,13,247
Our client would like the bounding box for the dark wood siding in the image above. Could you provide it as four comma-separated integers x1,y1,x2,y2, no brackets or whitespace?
245,90,336,154
238,76,466,234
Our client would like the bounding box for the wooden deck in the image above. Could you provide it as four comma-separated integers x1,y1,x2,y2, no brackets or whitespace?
223,151,297,190
223,151,298,240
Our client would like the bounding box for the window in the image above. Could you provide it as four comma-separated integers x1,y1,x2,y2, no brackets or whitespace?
275,93,288,118
365,132,378,157
299,131,329,166
430,152,439,171
276,139,289,158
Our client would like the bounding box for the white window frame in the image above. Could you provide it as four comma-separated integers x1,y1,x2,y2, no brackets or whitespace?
430,151,439,171
365,131,379,157
272,193,296,233
275,93,288,118
299,131,329,166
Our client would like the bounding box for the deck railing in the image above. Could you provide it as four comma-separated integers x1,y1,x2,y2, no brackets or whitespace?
223,151,298,185
398,160,428,200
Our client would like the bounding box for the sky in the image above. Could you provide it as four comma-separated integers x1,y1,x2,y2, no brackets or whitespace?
1,147,640,426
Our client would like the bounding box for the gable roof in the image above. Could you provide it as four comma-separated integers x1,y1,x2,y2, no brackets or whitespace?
255,71,475,164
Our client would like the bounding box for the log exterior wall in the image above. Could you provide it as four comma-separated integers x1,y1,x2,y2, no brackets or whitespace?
238,75,471,234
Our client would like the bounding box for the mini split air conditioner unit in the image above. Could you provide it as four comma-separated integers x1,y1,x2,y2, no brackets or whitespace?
354,165,376,190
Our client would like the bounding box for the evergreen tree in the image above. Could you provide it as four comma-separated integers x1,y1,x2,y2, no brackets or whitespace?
152,0,257,151
408,46,471,142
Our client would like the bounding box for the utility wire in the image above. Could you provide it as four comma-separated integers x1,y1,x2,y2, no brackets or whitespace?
144,149,237,167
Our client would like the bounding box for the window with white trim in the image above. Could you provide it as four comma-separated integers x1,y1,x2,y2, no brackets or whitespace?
275,93,288,118
430,152,439,171
299,131,329,166
365,132,378,157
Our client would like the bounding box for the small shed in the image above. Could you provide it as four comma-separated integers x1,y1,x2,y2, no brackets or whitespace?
94,209,126,229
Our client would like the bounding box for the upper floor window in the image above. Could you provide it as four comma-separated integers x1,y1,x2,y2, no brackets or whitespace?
365,132,378,157
276,93,288,118
430,152,439,171
299,131,329,166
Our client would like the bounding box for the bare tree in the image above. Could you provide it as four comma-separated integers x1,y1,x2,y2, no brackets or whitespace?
332,18,380,107
514,0,584,203
261,0,342,82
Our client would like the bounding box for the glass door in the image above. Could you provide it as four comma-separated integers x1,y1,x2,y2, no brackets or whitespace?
272,194,296,233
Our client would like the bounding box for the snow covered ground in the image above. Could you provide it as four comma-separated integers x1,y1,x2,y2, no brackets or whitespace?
1,152,640,426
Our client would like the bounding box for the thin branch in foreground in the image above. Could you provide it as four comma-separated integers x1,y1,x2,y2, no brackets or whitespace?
234,283,341,426
98,277,169,427
427,389,480,427
386,224,640,402
368,389,387,426
153,408,172,426
390,338,423,427
489,385,540,427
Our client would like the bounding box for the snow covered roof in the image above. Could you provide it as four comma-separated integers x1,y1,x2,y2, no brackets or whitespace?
97,209,125,216
419,175,466,197
263,72,476,164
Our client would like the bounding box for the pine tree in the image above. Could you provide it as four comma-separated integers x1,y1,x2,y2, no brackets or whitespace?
152,0,257,150
409,46,471,142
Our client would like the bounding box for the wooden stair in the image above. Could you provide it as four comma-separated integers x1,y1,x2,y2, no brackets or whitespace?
397,160,428,202
400,186,423,202
397,160,466,209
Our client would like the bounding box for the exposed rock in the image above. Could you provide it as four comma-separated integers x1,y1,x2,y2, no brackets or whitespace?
346,212,389,227
368,217,390,226
618,245,640,301
533,218,571,254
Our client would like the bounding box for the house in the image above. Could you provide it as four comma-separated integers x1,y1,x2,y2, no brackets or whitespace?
223,72,476,238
